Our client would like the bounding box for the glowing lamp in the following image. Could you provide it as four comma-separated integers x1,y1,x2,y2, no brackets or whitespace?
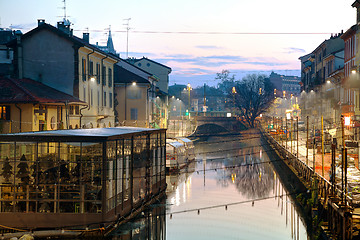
344,116,351,126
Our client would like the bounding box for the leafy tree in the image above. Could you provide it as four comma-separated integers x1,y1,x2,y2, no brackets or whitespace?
234,74,274,128
1,157,13,183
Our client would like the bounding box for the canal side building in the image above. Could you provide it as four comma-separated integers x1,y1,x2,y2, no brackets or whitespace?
0,127,166,229
0,77,86,133
7,19,118,130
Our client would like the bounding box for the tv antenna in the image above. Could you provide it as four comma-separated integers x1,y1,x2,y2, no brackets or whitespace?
57,0,71,25
123,18,131,59
61,0,67,20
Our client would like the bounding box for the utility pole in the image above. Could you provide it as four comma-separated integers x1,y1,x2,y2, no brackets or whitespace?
203,83,206,116
296,116,299,159
306,116,309,165
123,18,131,59
321,115,324,176
313,124,316,172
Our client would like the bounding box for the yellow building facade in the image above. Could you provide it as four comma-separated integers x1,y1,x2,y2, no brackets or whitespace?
77,47,118,128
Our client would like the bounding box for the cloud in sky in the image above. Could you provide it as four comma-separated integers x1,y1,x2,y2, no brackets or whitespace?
153,54,290,73
9,23,37,29
284,47,306,54
195,45,223,50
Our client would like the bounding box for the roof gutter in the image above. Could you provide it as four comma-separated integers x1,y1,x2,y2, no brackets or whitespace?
79,105,88,129
87,49,95,110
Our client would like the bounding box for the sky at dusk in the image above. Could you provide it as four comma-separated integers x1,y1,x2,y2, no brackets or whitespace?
0,0,357,87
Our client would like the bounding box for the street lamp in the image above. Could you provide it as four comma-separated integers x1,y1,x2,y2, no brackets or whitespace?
232,87,237,115
187,83,192,118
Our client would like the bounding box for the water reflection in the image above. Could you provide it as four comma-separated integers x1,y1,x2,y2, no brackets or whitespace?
166,131,308,240
113,130,309,240
110,198,166,240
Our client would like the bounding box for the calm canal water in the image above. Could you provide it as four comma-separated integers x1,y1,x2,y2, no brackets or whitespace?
111,129,309,240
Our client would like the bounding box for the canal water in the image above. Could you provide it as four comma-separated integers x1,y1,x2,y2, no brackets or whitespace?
111,129,309,240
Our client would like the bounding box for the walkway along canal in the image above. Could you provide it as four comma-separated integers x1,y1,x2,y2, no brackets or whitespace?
260,126,359,239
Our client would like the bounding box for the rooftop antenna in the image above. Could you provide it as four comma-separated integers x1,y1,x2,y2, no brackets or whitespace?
123,18,131,59
62,0,67,21
57,0,71,25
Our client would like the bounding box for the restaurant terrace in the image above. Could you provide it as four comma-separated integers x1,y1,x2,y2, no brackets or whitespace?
0,127,166,229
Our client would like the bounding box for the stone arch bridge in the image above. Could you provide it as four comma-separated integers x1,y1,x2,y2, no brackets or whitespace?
191,116,247,136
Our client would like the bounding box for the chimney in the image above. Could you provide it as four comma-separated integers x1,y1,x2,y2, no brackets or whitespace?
83,33,90,43
57,21,71,35
37,19,45,27
16,31,23,79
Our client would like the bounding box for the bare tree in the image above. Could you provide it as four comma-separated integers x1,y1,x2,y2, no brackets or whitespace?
216,70,236,94
234,74,274,128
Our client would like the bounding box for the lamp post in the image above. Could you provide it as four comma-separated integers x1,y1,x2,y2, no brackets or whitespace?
187,83,192,119
232,86,237,116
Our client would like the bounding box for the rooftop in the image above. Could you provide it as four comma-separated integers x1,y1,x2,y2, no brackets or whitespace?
1,127,165,142
0,77,85,104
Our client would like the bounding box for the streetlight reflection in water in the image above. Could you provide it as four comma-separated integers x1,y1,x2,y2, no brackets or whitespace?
110,131,309,240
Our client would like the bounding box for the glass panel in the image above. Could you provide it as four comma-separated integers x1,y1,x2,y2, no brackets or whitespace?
116,139,123,206
133,136,147,204
81,142,103,213
13,142,36,213
123,139,131,203
0,142,15,212
106,140,116,212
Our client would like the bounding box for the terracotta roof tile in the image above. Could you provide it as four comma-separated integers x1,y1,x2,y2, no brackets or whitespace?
0,77,86,105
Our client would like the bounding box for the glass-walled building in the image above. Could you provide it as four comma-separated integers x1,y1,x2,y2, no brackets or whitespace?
0,127,166,229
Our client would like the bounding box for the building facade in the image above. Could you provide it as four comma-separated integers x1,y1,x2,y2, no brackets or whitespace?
114,65,152,127
8,20,118,129
0,77,85,133
127,57,172,128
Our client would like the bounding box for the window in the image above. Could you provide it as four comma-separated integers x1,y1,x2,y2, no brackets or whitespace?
89,60,94,76
130,108,138,120
103,91,107,107
109,92,113,108
97,91,100,107
75,106,80,115
50,117,56,130
108,68,112,87
96,63,100,84
70,106,74,115
102,66,106,86
83,86,86,102
82,58,86,81
0,106,10,120
90,89,93,106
